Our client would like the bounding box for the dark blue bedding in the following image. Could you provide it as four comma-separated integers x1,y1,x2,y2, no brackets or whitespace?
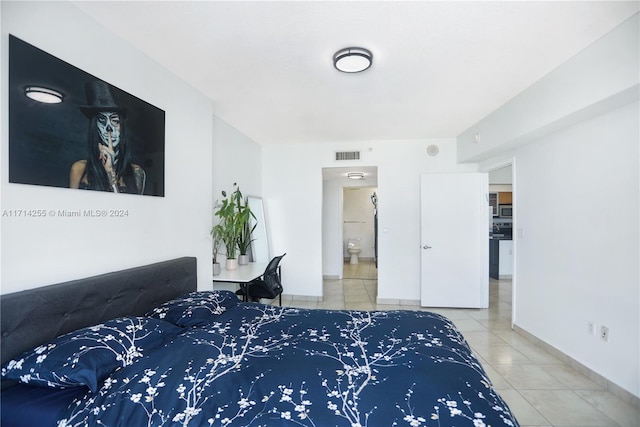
56,303,518,426
1,383,86,427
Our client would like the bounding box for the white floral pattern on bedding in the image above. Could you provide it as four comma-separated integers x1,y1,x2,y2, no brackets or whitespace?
57,301,519,426
1,317,180,393
147,290,240,327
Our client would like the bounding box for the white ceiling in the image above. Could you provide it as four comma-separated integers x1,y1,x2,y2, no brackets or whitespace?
73,1,638,146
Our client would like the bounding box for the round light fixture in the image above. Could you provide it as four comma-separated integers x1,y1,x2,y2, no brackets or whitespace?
347,172,365,180
333,47,372,73
24,86,64,104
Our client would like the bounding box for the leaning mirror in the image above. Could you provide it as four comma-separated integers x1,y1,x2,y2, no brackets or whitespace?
247,196,270,262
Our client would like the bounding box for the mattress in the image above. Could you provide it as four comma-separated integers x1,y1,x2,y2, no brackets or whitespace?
2,291,519,426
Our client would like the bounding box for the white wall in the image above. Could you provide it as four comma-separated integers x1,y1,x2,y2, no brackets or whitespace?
212,116,262,202
322,179,344,278
1,2,214,292
515,101,639,397
459,13,639,164
464,14,639,398
263,139,476,302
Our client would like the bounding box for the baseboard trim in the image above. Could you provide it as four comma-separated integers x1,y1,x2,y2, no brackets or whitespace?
281,294,322,303
343,257,375,262
376,297,421,306
513,324,639,408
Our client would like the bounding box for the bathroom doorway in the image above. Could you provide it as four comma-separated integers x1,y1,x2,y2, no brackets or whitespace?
321,166,378,281
343,186,378,280
322,166,379,309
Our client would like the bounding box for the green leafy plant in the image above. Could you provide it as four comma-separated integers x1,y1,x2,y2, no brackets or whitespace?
237,195,256,257
210,223,224,264
215,183,241,259
214,183,257,261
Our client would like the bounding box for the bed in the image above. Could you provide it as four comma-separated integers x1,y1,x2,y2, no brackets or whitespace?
1,257,519,427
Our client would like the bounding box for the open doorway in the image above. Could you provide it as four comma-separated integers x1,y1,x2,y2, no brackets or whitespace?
488,163,515,319
343,186,378,280
322,166,379,309
321,166,378,282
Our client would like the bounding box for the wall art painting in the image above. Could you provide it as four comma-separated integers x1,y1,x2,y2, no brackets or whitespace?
9,35,165,197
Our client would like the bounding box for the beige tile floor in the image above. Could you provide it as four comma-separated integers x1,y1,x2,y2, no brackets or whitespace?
278,260,639,427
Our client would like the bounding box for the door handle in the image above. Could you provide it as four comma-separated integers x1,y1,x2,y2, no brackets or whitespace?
423,245,432,250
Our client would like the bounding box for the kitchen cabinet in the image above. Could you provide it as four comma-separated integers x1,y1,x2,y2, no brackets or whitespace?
489,239,499,279
498,192,512,204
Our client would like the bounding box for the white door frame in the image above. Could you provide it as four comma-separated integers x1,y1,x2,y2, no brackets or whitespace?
483,157,517,327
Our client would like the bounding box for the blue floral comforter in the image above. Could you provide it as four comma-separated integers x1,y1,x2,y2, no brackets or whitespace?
58,303,518,427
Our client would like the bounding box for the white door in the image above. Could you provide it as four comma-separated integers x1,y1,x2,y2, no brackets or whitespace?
420,173,489,308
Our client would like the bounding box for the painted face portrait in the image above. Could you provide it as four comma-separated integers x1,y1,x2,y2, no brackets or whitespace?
96,111,121,148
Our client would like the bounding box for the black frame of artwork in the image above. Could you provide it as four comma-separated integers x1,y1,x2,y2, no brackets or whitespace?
8,35,165,197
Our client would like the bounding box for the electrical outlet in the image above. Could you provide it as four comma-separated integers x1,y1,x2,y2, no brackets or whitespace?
600,325,609,342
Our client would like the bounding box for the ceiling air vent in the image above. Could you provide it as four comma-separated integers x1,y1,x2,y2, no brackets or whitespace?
335,151,360,161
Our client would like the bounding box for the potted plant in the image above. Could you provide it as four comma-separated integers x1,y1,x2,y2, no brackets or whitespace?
236,195,256,265
210,223,224,276
215,183,242,270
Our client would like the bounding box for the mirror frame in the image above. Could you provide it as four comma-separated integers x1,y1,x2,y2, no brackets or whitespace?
247,196,270,262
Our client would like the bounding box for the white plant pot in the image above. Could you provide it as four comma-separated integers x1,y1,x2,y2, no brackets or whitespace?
238,254,250,265
226,258,238,270
213,263,221,276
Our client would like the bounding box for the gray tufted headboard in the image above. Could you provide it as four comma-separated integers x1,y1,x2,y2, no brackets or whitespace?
1,257,197,367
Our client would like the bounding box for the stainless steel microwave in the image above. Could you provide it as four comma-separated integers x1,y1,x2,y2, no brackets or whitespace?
499,205,512,218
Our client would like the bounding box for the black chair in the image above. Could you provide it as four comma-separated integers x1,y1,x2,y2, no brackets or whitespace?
236,254,286,306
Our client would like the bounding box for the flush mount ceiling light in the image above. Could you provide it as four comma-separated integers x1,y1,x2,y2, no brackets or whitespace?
333,47,372,73
347,172,365,180
24,86,64,104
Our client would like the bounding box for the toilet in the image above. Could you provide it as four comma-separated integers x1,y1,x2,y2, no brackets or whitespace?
347,239,362,265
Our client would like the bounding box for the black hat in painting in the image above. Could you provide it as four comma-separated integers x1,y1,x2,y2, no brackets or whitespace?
79,80,127,118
